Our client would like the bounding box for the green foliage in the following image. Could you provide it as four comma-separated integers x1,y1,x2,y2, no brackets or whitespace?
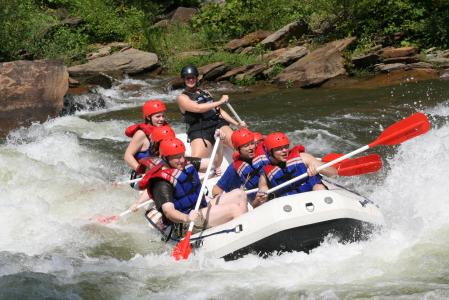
63,0,146,43
2,0,449,67
231,75,256,86
266,64,284,79
0,0,58,61
192,0,307,40
145,24,210,61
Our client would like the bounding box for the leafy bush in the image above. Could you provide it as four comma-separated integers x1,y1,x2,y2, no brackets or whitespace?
192,0,307,40
0,0,58,61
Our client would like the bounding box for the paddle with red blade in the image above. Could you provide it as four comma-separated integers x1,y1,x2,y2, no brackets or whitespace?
172,135,222,260
265,112,430,195
335,154,382,176
321,153,382,176
94,199,153,224
245,152,383,195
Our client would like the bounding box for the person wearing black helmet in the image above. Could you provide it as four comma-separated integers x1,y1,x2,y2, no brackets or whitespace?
177,64,246,158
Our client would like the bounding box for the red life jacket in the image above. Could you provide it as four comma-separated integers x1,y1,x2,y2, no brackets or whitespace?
139,162,207,214
125,123,154,138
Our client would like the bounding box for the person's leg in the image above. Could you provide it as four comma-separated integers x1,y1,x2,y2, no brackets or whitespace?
312,183,327,191
199,200,247,228
219,125,234,149
210,189,247,208
190,138,213,158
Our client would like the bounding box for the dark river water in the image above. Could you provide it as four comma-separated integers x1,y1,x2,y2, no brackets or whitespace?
1,77,449,299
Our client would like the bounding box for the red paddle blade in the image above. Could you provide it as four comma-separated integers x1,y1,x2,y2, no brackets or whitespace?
172,231,192,260
321,153,350,163
95,215,120,224
369,112,430,147
338,154,382,176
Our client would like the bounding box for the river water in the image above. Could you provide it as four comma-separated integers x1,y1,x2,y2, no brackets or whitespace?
1,77,449,299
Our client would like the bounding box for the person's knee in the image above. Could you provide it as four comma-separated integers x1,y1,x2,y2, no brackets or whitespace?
231,201,247,217
313,183,326,191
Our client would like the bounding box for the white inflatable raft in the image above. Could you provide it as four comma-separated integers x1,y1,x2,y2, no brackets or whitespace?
190,181,384,260
146,134,385,260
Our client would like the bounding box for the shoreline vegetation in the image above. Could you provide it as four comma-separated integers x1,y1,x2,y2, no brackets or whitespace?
2,0,449,85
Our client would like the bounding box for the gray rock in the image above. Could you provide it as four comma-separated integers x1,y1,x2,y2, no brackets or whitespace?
68,48,159,85
240,47,256,55
440,69,449,80
261,20,309,50
407,62,433,69
61,92,106,116
216,65,251,81
268,46,308,66
170,7,198,23
204,65,230,81
374,63,407,73
224,30,272,51
274,37,355,87
234,64,266,81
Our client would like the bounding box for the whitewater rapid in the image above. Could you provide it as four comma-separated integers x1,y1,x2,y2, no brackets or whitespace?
1,78,449,299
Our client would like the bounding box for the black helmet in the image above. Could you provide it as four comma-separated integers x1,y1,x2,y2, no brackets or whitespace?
180,65,199,78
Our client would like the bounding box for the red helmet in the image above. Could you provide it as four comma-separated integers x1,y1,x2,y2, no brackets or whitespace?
253,132,264,143
142,99,166,119
159,138,186,157
264,132,289,151
231,128,254,149
151,125,175,143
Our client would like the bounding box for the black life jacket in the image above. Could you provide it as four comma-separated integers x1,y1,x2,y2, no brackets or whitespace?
182,89,221,132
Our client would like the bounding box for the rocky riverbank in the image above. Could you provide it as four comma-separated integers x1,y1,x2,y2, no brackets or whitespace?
2,6,449,138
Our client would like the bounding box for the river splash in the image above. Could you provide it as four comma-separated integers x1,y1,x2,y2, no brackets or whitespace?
1,80,449,299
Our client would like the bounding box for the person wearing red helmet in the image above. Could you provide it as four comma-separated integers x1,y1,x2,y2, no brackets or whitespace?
124,99,169,176
177,64,246,158
253,132,337,207
212,129,269,202
253,132,264,146
136,134,248,236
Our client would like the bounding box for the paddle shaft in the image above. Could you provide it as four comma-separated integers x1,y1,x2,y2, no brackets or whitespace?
225,102,243,124
119,199,154,217
187,137,221,232
246,112,429,195
116,171,211,185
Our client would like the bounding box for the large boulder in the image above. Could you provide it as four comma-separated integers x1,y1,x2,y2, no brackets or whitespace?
170,7,198,23
274,37,356,87
260,20,309,50
381,46,418,59
224,30,273,52
68,48,159,86
234,64,266,81
198,62,229,80
267,46,309,66
0,60,68,136
216,65,252,81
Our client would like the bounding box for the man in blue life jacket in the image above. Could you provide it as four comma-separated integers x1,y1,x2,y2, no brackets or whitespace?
254,132,337,207
212,129,269,204
137,136,248,235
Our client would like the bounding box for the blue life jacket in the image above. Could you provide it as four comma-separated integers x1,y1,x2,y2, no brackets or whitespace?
264,151,321,198
232,143,270,190
149,163,207,214
135,148,152,161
